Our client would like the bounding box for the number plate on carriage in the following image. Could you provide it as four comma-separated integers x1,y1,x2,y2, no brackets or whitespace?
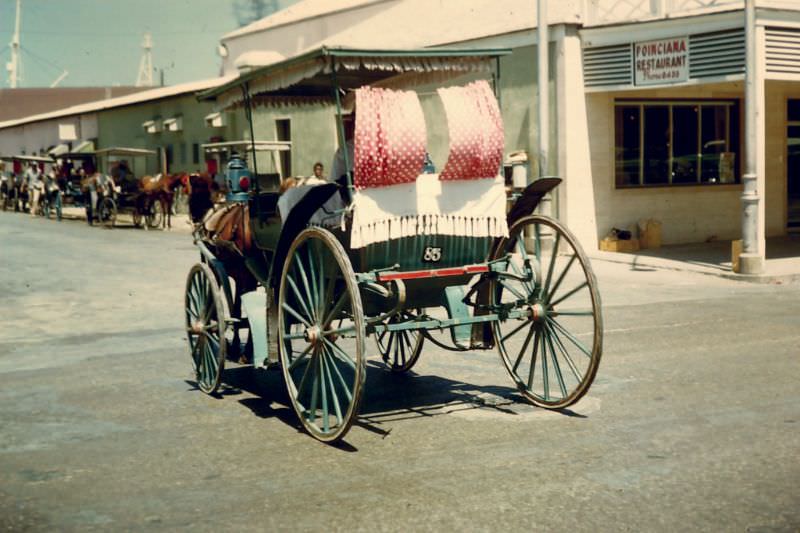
422,246,442,263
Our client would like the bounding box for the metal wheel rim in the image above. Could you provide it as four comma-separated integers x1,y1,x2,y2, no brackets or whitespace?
375,311,424,372
185,263,227,394
278,227,366,443
490,214,603,408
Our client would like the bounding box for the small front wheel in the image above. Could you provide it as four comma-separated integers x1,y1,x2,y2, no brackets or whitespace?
185,263,228,394
279,227,366,443
490,215,602,409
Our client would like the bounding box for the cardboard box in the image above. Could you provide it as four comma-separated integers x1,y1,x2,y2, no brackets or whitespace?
600,237,640,253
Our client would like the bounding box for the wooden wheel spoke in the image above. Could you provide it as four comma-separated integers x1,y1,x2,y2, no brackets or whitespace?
289,343,314,371
321,337,356,370
294,347,316,399
544,321,583,383
543,327,568,398
322,291,349,329
553,309,594,317
502,318,533,343
547,254,577,303
540,332,549,400
319,350,343,427
543,232,562,296
306,246,322,323
549,281,589,308
282,302,312,328
546,317,593,358
526,327,541,390
498,278,528,301
292,248,317,322
322,345,353,403
512,324,536,373
306,357,320,423
286,274,315,324
319,346,330,432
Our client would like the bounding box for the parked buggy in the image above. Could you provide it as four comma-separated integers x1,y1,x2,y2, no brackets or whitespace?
186,47,603,443
0,154,53,213
91,147,160,228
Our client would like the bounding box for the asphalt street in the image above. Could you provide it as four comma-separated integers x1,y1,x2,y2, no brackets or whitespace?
1,211,798,532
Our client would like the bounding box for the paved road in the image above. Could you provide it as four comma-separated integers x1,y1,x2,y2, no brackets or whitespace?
1,211,798,532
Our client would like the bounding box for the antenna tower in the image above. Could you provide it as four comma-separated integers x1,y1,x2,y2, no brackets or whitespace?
136,32,153,87
6,0,22,87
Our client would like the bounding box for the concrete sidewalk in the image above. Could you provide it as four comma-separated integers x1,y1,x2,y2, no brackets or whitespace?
588,234,800,284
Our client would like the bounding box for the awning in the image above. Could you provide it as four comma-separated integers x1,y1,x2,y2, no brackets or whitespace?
48,143,70,156
142,120,162,134
73,140,95,153
198,46,511,109
95,147,157,157
204,112,226,128
163,117,183,132
201,140,290,153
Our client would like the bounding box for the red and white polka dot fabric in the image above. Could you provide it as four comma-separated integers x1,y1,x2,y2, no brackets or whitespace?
354,87,426,189
438,80,504,181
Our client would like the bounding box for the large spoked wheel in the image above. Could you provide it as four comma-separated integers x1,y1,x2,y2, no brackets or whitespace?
278,227,366,443
98,197,117,228
490,214,602,408
185,263,228,394
375,311,424,373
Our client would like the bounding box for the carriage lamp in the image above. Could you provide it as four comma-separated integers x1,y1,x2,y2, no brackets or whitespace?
239,176,250,192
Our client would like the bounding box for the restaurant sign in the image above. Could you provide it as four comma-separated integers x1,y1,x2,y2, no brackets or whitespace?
634,37,689,86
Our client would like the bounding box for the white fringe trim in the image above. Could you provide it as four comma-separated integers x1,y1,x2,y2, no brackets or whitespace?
350,213,508,249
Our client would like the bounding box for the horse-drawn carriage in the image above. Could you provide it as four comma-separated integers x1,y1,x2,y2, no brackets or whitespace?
88,147,164,229
187,47,603,442
1,154,54,213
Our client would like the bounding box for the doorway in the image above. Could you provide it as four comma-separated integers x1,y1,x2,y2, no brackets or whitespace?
787,100,800,232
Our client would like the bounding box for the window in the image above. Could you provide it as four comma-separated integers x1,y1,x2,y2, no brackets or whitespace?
276,118,291,177
615,100,740,187
192,143,200,165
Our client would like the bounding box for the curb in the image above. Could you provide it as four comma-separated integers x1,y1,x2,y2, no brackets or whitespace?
588,252,799,285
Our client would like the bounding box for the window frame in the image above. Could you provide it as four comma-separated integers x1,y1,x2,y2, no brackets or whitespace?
614,98,740,189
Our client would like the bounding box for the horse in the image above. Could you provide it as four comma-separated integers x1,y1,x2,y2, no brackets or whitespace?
138,172,189,230
185,172,222,225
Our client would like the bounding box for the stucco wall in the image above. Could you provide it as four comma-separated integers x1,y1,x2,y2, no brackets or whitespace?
96,95,217,176
584,80,791,246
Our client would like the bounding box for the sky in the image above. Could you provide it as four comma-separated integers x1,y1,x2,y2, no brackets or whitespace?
0,0,296,88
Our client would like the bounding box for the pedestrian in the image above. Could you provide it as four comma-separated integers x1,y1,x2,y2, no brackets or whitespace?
312,162,325,180
27,163,43,217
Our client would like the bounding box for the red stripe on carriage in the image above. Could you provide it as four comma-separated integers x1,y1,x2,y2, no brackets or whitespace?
376,264,488,281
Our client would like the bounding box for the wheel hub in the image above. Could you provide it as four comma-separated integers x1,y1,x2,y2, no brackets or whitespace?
529,303,547,323
304,325,322,345
191,321,205,334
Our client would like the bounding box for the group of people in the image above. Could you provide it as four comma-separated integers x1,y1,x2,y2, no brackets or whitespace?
0,161,65,219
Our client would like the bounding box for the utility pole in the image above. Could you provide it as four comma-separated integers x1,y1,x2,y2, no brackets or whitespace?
739,0,765,274
6,0,22,88
136,32,154,87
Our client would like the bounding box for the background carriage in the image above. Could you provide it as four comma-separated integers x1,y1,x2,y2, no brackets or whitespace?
0,154,54,213
186,47,603,443
89,147,163,229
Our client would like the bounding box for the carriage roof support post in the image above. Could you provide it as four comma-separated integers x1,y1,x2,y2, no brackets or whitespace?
241,82,260,193
330,57,354,192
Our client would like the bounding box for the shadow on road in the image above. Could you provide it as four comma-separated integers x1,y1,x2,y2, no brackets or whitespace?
185,358,586,446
